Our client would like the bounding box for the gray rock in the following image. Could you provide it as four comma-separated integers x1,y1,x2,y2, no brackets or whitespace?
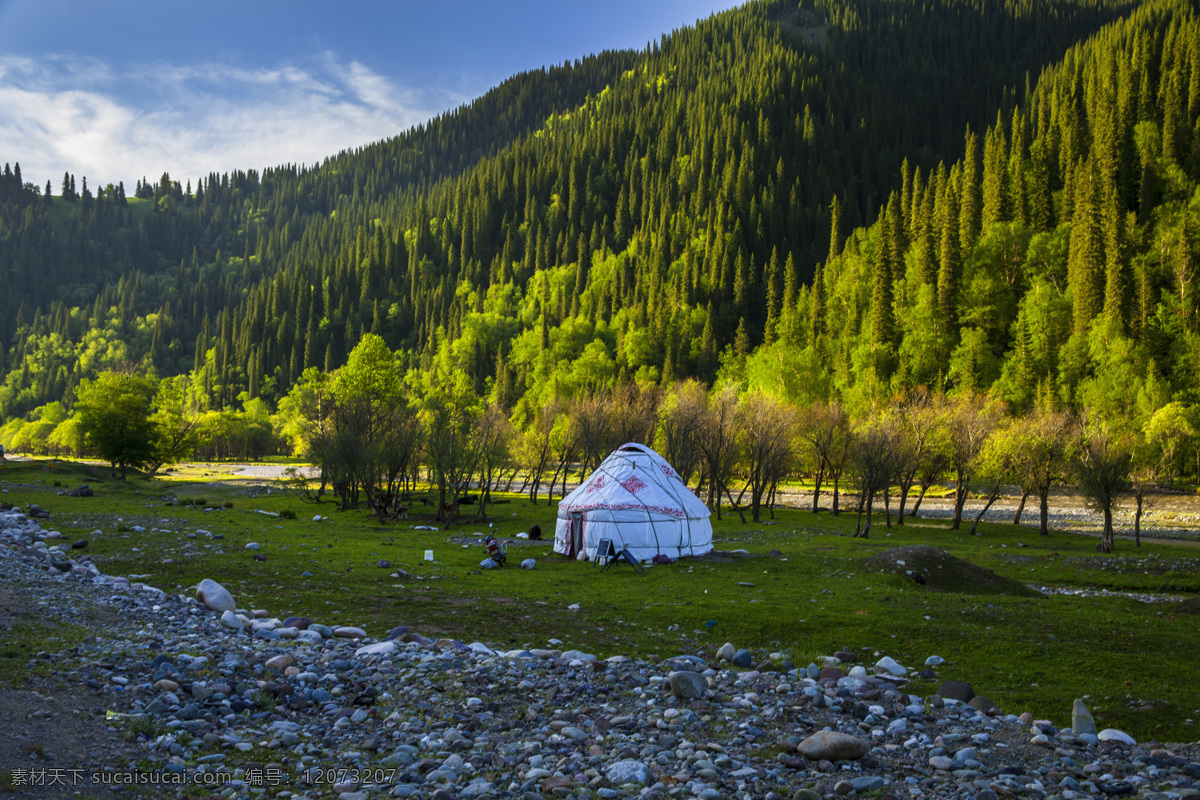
797,731,870,761
968,695,1001,715
561,725,587,741
195,578,236,613
937,680,974,702
716,642,736,662
732,648,754,668
1072,699,1098,736
355,641,397,657
605,760,649,786
852,776,885,793
1097,728,1135,745
929,756,955,770
245,542,260,550
668,670,707,699
219,609,243,630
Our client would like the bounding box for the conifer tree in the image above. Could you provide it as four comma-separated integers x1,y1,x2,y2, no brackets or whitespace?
959,126,982,253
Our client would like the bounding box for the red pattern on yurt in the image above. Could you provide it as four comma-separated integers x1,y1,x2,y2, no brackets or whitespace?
620,475,646,494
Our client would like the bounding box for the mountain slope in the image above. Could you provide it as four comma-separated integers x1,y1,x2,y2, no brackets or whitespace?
0,0,1149,422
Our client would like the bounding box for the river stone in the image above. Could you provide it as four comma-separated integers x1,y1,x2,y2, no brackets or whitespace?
195,579,236,613
852,776,885,793
282,616,311,630
938,680,974,702
219,609,243,630
668,670,707,699
968,695,1001,715
1072,699,1098,736
333,626,367,638
875,656,906,676
192,578,234,618
605,760,650,786
929,756,955,770
1098,728,1136,744
716,642,736,662
264,654,293,670
797,731,870,761
356,641,397,658
732,648,754,668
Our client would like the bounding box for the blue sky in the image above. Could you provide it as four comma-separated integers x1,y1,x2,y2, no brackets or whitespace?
0,0,741,190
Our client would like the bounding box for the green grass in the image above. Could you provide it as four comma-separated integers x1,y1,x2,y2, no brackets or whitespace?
2,457,1199,742
0,618,91,687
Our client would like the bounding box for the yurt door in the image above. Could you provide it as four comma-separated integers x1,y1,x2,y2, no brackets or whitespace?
570,512,584,556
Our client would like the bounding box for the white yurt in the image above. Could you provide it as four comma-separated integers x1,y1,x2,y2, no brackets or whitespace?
554,443,713,561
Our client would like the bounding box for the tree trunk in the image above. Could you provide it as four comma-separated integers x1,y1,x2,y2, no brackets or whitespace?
895,478,910,526
1038,488,1050,536
477,470,491,523
1013,488,1031,525
811,468,825,513
831,474,841,516
723,482,747,524
969,489,1000,535
1134,493,1143,547
883,486,892,527
854,490,866,536
1097,507,1114,552
909,483,930,517
950,470,967,529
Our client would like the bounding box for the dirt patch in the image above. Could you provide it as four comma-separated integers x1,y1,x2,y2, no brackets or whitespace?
693,550,755,563
0,593,171,798
864,545,1043,597
1174,596,1200,614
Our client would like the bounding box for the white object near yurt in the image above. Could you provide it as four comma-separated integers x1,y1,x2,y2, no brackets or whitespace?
554,443,713,561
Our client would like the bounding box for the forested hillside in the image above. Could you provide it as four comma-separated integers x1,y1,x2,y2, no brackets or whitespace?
0,0,1135,419
3,0,1199,527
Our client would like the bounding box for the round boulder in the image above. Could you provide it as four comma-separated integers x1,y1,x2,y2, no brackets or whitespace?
937,680,975,703
195,579,236,613
797,731,870,761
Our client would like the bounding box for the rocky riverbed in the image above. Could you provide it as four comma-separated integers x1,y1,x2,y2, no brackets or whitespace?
1,507,1199,800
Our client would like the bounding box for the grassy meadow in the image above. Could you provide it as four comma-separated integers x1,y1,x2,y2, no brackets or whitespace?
1,457,1198,743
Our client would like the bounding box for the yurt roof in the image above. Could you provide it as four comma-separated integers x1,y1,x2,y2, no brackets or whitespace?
558,443,710,520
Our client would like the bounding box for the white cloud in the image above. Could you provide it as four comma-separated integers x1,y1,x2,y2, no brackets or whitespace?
0,54,462,189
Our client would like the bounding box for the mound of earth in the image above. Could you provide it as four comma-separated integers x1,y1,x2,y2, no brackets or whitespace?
1174,595,1200,614
864,545,1043,596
